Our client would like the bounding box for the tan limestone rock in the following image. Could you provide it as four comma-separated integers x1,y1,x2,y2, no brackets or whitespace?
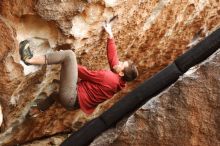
0,0,220,145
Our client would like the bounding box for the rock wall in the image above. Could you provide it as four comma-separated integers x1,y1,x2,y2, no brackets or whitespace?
0,0,220,145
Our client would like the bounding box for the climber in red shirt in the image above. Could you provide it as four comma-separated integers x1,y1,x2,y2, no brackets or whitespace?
19,21,138,116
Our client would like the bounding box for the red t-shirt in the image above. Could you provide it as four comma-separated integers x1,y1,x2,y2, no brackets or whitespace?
77,38,126,114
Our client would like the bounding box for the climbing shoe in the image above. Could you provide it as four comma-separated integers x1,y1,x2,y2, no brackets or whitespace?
19,40,33,65
27,92,57,117
37,92,56,112
27,93,47,117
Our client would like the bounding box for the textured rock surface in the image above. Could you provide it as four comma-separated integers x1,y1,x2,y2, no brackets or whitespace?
90,50,220,146
0,0,220,145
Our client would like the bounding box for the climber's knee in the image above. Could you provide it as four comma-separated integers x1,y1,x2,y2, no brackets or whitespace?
59,92,76,110
63,50,76,61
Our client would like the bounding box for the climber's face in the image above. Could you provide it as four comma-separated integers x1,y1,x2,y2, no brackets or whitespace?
114,61,129,76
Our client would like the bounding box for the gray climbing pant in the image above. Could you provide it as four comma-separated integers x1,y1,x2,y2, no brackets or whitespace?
45,50,78,110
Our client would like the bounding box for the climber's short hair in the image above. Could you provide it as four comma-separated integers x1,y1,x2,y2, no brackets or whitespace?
122,61,138,82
